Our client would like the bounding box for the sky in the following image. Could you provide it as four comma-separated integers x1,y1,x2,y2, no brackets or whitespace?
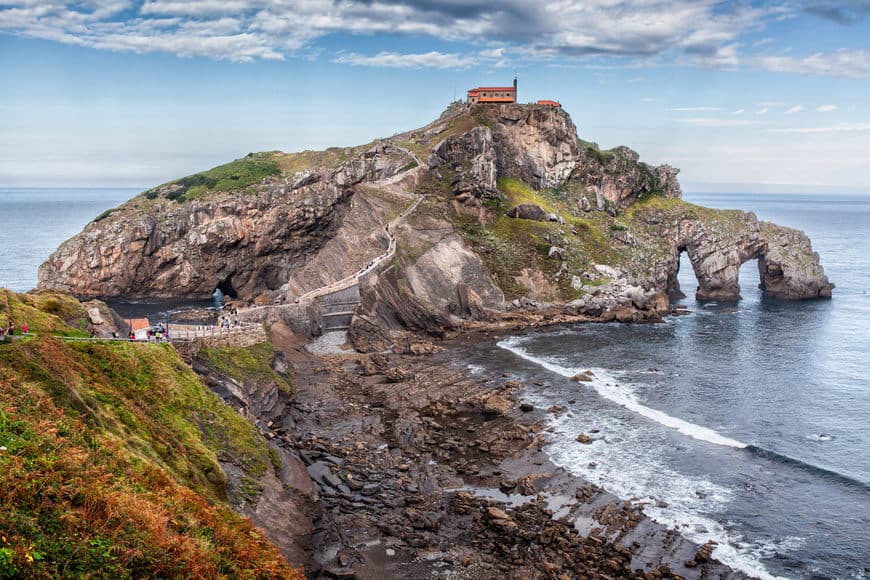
1,1,869,193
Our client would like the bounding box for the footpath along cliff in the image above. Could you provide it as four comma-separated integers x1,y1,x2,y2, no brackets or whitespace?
39,103,832,331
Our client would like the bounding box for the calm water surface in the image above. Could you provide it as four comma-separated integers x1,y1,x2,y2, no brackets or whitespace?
0,187,137,291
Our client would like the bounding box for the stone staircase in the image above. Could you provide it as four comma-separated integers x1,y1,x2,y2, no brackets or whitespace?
319,285,360,331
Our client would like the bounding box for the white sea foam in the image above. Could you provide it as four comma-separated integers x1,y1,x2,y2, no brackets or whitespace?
497,336,747,448
806,433,834,442
497,335,793,580
466,363,486,376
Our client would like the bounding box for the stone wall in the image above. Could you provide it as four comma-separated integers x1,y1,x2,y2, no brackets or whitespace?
173,325,268,361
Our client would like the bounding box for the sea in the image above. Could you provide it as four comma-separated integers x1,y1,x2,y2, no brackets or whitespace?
463,193,870,579
1,188,869,578
0,187,138,292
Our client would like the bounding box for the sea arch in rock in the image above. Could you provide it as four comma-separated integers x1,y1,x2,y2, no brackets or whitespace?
665,214,832,301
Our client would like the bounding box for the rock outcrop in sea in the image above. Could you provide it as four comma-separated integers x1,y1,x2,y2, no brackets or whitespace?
39,102,832,329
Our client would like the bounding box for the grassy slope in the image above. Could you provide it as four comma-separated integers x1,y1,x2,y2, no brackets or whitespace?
198,342,293,399
0,294,302,579
1,289,91,337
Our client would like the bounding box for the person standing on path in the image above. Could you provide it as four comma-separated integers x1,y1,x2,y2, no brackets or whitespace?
21,322,28,335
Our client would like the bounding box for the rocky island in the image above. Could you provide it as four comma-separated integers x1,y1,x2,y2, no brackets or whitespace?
3,103,832,578
39,102,832,315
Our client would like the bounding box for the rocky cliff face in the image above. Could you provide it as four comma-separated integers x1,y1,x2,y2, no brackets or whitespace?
38,144,414,301
40,102,831,328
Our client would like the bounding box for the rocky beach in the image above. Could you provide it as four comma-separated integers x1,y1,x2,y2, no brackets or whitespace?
252,323,745,579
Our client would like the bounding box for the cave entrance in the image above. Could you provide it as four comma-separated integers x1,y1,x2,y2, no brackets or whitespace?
216,277,238,300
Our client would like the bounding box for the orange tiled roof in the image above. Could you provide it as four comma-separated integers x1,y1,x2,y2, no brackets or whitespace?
470,87,516,92
537,100,561,106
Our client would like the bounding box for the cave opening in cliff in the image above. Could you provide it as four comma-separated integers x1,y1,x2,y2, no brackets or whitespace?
216,277,238,299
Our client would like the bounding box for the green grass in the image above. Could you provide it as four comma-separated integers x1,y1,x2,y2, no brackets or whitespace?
145,153,281,203
197,342,293,398
0,292,303,578
272,144,373,175
0,289,90,337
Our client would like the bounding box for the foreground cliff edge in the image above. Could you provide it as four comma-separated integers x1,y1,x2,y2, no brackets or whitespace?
0,289,304,578
38,102,832,333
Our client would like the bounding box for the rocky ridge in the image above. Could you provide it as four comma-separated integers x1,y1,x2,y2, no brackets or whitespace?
39,102,832,330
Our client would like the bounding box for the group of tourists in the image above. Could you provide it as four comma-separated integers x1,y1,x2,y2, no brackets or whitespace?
0,320,27,337
219,315,241,331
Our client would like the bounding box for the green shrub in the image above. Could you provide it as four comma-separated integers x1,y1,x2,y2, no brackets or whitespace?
163,155,281,202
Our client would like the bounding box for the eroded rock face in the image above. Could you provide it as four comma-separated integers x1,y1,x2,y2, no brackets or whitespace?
635,208,833,302
429,125,498,202
39,182,352,300
758,222,833,299
574,145,681,209
405,235,504,314
38,144,414,300
484,104,580,189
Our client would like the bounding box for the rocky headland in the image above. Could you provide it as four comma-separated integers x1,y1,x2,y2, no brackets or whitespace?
39,102,831,320
18,102,837,578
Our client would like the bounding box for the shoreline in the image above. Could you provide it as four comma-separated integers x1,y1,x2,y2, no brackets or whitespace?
271,326,748,579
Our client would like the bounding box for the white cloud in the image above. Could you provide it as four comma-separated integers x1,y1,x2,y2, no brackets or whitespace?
816,104,838,112
669,106,721,112
785,105,805,114
334,51,477,69
732,109,745,115
682,117,766,127
753,49,870,78
771,123,870,133
756,107,769,114
0,0,779,65
480,47,505,59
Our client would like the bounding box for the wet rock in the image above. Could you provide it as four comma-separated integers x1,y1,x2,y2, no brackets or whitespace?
307,461,342,488
519,402,534,412
482,394,512,416
361,483,381,496
572,370,596,382
576,433,593,444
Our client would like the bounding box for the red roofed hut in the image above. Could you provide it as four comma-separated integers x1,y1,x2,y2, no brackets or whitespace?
467,78,517,104
537,99,561,107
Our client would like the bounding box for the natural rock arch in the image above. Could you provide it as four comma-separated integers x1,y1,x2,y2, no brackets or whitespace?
663,214,832,301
